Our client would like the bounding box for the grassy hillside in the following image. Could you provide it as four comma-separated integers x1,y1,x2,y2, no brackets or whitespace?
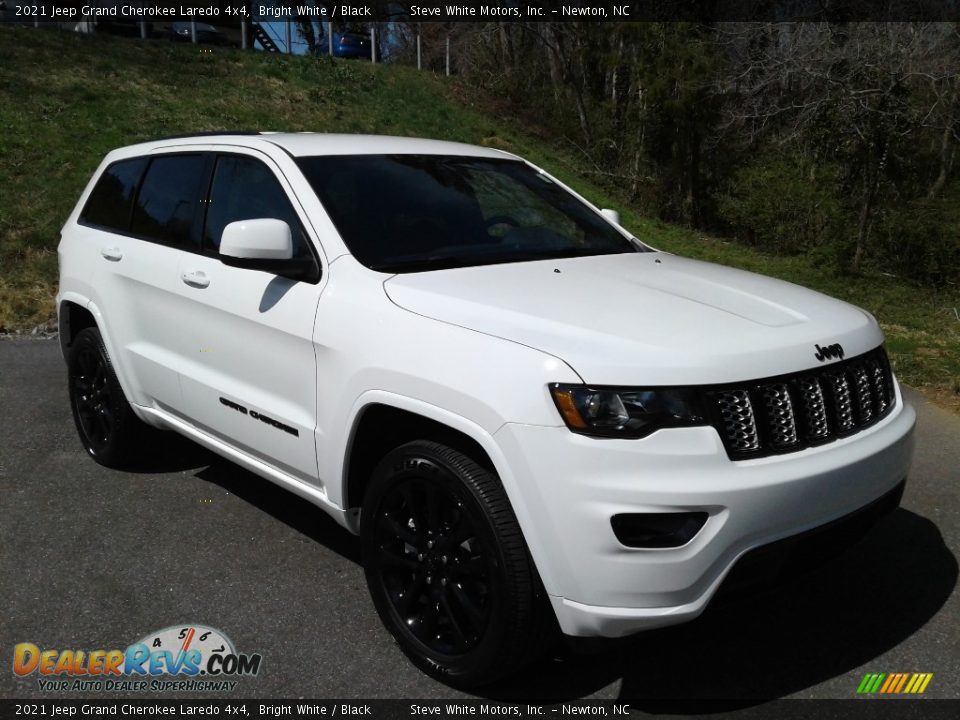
1,25,958,411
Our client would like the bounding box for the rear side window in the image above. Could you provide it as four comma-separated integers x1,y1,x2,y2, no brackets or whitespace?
130,154,208,247
80,158,147,232
203,155,311,259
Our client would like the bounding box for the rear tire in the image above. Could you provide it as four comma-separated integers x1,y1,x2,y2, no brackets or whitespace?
361,440,543,687
67,327,146,468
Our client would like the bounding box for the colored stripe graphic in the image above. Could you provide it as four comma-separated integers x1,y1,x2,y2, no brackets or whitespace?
857,672,933,695
893,673,909,693
882,673,900,693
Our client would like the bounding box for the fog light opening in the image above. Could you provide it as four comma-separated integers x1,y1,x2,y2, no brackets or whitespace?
611,512,709,548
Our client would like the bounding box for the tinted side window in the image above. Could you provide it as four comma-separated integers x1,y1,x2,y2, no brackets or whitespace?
203,155,311,259
80,158,147,232
130,155,207,247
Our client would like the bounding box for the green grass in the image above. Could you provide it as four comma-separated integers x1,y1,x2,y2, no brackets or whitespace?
1,25,958,411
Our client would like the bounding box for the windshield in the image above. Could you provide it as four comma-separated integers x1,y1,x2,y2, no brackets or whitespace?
296,154,643,272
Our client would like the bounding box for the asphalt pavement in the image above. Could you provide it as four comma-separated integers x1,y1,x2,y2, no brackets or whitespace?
1,337,958,707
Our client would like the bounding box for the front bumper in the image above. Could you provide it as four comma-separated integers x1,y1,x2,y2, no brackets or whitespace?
493,385,916,637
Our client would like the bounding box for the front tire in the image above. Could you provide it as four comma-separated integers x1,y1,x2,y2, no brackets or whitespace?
67,327,145,468
361,441,542,687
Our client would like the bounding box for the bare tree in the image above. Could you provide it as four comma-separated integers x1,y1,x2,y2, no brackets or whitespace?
718,22,960,270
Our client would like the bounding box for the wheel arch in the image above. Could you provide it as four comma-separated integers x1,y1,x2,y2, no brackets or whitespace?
57,296,154,426
343,399,499,522
57,295,98,359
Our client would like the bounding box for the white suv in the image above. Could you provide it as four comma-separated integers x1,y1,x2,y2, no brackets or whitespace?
57,133,916,686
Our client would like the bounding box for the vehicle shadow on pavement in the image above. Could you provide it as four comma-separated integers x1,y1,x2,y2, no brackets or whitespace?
124,438,955,705
121,429,220,474
481,508,956,706
122,431,363,563
193,458,363,565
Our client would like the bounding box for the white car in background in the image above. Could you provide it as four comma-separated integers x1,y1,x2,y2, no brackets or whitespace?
57,133,916,686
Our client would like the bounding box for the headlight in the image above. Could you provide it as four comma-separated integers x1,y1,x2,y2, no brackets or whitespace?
549,384,706,438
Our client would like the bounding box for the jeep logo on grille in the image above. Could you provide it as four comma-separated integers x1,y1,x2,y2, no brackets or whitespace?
814,342,844,362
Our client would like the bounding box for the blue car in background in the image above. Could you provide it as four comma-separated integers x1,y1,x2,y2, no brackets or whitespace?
168,21,231,46
329,32,372,59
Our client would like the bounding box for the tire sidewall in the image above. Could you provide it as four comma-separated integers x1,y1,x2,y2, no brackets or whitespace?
361,443,522,687
67,327,133,466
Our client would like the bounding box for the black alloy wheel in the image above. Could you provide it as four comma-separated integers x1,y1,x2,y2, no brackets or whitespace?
67,327,145,468
372,474,493,655
72,341,113,451
361,441,543,687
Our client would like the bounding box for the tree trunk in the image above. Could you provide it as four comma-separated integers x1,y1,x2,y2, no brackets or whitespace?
611,33,624,116
571,81,592,144
853,170,874,273
688,132,702,225
542,24,564,104
498,22,512,69
542,24,592,144
928,105,955,199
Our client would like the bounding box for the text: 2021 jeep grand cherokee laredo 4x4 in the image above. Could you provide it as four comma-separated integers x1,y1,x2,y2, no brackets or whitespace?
57,133,916,686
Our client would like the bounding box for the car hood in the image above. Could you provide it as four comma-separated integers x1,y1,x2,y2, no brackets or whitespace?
382,252,883,385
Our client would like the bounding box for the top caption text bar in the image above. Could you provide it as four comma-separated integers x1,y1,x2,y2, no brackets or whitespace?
4,1,960,23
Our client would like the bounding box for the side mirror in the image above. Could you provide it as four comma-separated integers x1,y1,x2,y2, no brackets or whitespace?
221,218,293,260
219,219,315,280
600,208,621,226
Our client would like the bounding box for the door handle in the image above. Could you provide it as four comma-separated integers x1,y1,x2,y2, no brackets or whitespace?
181,270,210,288
100,247,122,261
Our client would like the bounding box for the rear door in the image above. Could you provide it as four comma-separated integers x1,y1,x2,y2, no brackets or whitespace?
81,153,210,410
173,150,324,485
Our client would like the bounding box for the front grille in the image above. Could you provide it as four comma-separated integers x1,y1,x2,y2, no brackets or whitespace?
705,347,895,460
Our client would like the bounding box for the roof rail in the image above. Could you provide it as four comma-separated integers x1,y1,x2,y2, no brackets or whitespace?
149,131,265,142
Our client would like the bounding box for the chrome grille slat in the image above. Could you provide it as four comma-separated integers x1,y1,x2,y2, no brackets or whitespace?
762,383,798,447
715,389,760,452
797,376,829,439
851,363,874,424
824,371,855,432
868,358,890,414
707,347,895,459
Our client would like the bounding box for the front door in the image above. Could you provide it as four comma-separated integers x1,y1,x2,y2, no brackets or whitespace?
173,151,324,485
